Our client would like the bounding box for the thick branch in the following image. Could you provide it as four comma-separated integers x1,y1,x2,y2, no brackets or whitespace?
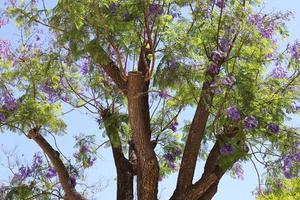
173,78,215,195
127,71,159,200
101,110,134,200
85,40,127,94
27,129,86,200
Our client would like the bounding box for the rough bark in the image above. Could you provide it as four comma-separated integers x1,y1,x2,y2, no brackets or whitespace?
172,78,215,196
28,129,86,200
127,71,159,200
101,110,134,200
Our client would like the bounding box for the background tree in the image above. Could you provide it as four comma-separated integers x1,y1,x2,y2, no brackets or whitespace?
0,0,300,200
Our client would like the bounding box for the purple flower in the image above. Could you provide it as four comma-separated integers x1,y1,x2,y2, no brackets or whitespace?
220,144,235,155
169,121,178,132
219,37,231,52
158,90,170,98
232,163,244,180
79,59,89,75
213,0,225,8
288,40,300,60
149,3,163,16
267,123,279,134
208,63,220,75
0,18,8,28
87,157,97,167
294,152,300,162
108,3,118,14
209,82,223,94
16,166,32,180
248,13,277,39
70,176,77,187
2,94,18,111
32,153,43,170
223,76,236,87
244,116,258,129
45,168,57,179
282,155,293,170
0,39,10,59
167,161,176,170
211,50,225,63
270,67,287,79
0,113,6,122
80,145,91,153
226,106,241,121
283,170,292,179
163,153,175,162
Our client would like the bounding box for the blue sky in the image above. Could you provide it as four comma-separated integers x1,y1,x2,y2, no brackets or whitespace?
0,1,300,200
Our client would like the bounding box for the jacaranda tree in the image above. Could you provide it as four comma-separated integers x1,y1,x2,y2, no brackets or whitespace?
0,0,299,199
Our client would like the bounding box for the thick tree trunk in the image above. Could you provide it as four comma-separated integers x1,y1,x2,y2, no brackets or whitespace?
27,129,86,200
127,71,159,200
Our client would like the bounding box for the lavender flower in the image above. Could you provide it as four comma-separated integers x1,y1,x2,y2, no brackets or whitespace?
108,3,118,14
164,153,175,162
220,144,235,155
79,59,90,75
288,40,300,60
232,163,244,180
223,76,236,87
213,0,225,9
0,113,5,122
226,106,241,121
293,152,300,162
244,116,258,129
249,13,277,39
270,67,287,79
169,121,178,132
2,94,18,111
0,39,10,59
211,50,225,63
70,176,77,187
208,63,220,75
267,123,279,134
32,153,43,170
0,18,8,28
209,82,223,94
45,168,57,179
158,90,170,99
219,37,231,52
16,166,32,180
149,3,163,16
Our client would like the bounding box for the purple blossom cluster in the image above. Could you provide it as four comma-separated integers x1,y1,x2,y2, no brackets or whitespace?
149,3,163,16
210,50,225,64
169,120,178,132
73,143,97,168
267,123,279,134
270,67,287,79
108,3,118,14
0,93,18,122
0,39,10,59
281,152,300,179
227,106,241,121
158,90,170,99
208,63,220,75
15,153,45,181
163,147,182,170
223,75,236,87
248,13,277,39
79,58,90,75
209,82,223,94
244,116,259,129
220,144,235,155
219,37,232,52
231,163,244,180
213,0,225,9
45,168,57,179
288,40,300,60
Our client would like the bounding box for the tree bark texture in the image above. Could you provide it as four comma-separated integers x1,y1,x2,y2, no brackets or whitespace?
127,71,159,200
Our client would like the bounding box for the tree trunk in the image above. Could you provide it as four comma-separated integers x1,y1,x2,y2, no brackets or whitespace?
127,71,159,200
